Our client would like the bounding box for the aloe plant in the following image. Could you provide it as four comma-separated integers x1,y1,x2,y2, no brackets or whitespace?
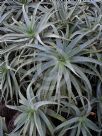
55,97,100,136
21,37,102,103
0,3,59,45
7,88,58,136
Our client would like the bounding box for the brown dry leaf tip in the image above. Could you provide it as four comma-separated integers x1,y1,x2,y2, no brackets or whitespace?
90,112,96,118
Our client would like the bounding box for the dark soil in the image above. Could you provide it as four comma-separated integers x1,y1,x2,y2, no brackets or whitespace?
0,102,20,133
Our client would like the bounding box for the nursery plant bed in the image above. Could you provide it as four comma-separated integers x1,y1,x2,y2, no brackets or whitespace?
0,0,102,136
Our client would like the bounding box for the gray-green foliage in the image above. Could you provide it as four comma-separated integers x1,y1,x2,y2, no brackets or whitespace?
0,0,102,136
55,97,100,136
0,116,7,136
7,89,57,136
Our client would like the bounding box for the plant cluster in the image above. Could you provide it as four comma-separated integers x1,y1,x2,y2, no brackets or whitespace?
0,0,102,136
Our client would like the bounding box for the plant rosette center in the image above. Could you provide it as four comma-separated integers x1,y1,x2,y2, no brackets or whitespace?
27,108,36,117
26,26,35,38
78,116,86,125
56,52,69,65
